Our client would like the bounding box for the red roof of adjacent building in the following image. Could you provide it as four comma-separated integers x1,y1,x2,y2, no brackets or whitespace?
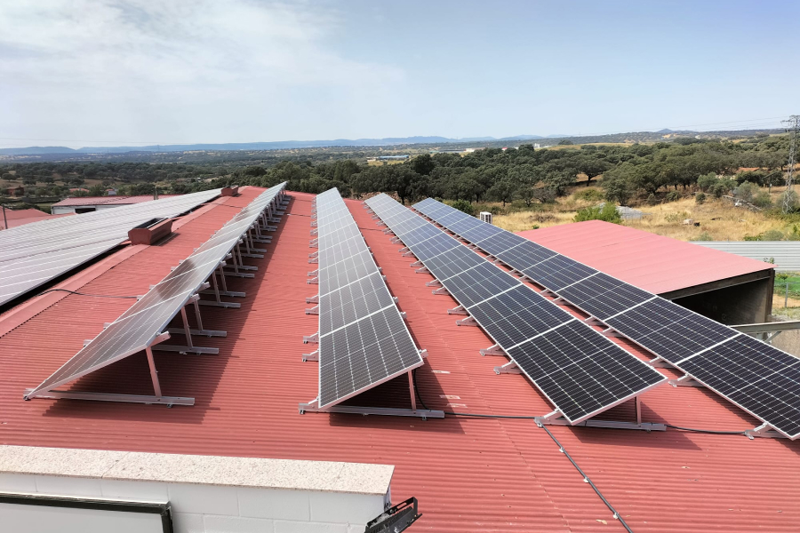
1,191,799,532
517,220,774,295
0,208,68,229
52,195,180,207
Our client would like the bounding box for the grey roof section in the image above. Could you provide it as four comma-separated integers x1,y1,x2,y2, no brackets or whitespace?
693,242,800,272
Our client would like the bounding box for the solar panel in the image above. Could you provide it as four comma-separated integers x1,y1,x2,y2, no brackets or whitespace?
416,197,800,439
25,184,287,404
0,189,222,306
0,238,125,306
679,335,800,438
443,262,519,308
605,299,737,365
557,272,652,320
422,246,485,281
319,307,422,407
469,286,573,348
311,189,424,410
507,321,665,422
521,255,597,292
366,194,665,424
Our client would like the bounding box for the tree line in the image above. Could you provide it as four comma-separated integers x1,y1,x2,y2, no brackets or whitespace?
217,135,792,208
2,135,792,210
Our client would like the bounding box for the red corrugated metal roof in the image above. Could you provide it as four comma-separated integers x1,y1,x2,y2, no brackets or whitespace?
0,208,69,229
517,220,774,294
52,195,180,207
1,193,799,532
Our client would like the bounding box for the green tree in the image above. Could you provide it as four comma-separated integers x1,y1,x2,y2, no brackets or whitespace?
449,199,475,216
486,178,518,207
602,168,636,205
733,181,758,203
697,173,717,191
574,202,622,224
575,155,611,186
410,154,435,176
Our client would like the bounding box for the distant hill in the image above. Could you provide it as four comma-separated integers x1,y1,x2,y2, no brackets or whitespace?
0,136,502,156
0,128,783,159
0,146,81,155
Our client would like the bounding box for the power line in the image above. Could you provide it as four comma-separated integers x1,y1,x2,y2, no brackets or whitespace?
782,115,800,214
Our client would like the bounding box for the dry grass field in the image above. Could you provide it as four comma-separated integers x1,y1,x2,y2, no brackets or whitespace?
493,184,794,241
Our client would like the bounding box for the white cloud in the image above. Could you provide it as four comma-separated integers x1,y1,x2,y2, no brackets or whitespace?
0,0,405,147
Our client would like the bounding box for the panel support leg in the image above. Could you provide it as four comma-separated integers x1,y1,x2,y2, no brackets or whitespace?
745,422,787,440
669,374,705,388
494,361,522,374
181,307,194,350
156,307,220,355
193,299,204,331
408,371,417,411
635,396,642,426
146,347,162,397
480,344,506,356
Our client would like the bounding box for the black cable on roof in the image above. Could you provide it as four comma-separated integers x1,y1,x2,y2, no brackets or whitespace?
537,422,635,533
36,289,138,299
665,424,747,436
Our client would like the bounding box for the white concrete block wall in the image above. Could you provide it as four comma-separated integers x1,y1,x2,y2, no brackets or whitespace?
0,446,393,533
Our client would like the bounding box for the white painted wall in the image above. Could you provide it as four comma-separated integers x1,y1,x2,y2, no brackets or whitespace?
0,446,393,533
2,502,164,533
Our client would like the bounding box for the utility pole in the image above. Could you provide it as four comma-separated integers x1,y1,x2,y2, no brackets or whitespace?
1,205,7,231
782,115,800,214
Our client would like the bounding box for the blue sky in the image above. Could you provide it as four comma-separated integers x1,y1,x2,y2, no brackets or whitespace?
0,0,796,148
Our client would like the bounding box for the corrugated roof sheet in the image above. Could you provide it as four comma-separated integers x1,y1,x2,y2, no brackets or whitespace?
0,208,68,229
517,220,774,295
1,193,799,532
694,241,800,272
52,195,180,207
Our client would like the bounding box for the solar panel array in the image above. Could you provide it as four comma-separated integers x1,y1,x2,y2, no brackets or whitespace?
365,194,665,424
0,189,223,306
313,189,424,409
414,197,800,439
25,183,286,400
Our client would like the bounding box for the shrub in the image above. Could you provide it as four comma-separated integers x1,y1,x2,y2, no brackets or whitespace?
646,193,657,205
710,179,736,198
695,192,706,204
574,202,622,224
665,211,689,223
752,191,773,209
691,231,713,241
531,224,540,230
761,229,785,241
788,226,800,241
573,188,604,202
532,188,557,203
733,181,758,203
735,170,768,186
697,173,717,192
475,204,503,215
448,199,475,216
665,191,682,202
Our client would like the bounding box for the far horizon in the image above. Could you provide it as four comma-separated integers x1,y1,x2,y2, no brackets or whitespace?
1,0,797,150
0,125,789,154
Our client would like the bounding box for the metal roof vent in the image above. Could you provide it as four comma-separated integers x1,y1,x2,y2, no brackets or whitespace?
128,218,174,245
